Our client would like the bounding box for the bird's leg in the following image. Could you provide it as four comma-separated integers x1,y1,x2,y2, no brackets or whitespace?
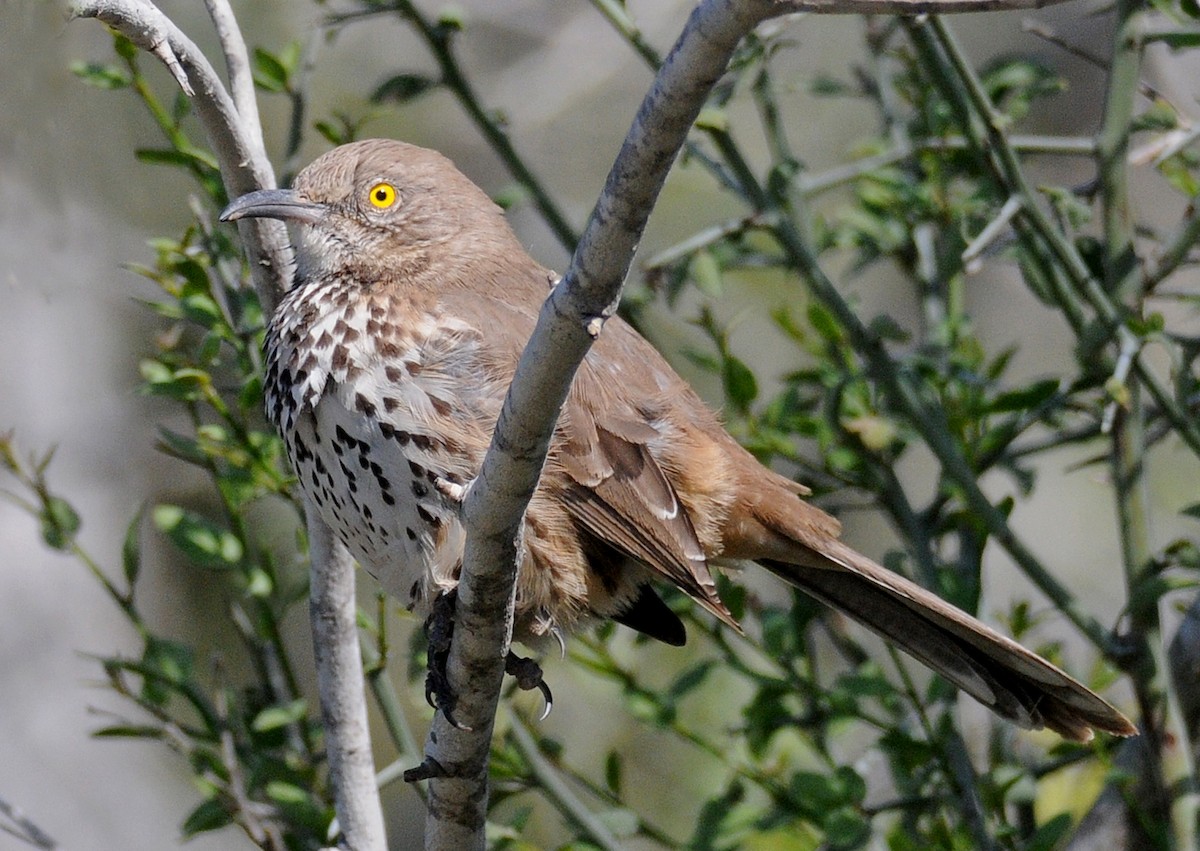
505,651,554,721
423,588,470,731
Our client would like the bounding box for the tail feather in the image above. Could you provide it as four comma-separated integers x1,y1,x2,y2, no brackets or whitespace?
759,540,1136,742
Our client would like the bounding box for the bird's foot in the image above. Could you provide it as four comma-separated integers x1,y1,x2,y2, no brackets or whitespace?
423,590,470,731
423,591,554,725
506,651,553,721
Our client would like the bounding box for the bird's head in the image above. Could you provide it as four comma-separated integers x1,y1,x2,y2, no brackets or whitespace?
221,139,514,284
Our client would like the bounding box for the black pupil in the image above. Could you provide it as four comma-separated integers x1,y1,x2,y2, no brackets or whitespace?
375,188,387,201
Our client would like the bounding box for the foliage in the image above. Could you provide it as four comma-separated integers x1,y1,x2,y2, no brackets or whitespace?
6,1,1200,849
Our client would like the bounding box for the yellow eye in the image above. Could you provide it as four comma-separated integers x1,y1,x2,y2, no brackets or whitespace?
367,182,397,209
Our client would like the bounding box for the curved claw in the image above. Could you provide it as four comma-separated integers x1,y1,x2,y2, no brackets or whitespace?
505,650,553,720
550,626,567,661
536,679,554,721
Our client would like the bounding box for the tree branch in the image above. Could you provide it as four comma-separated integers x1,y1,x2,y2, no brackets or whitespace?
68,3,387,848
1067,595,1200,850
70,0,291,311
306,502,389,851
418,1,783,847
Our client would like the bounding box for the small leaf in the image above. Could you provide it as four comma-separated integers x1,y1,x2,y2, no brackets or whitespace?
823,805,870,849
842,414,897,451
437,6,466,31
668,661,714,700
695,107,728,131
251,699,308,732
122,507,144,587
989,379,1060,413
141,637,195,702
265,781,310,805
595,807,639,838
40,496,80,550
134,147,219,171
723,355,758,413
689,250,723,297
604,751,622,795
181,798,233,836
1025,813,1073,851
252,47,291,93
371,74,439,104
69,61,131,90
807,301,843,343
153,504,243,568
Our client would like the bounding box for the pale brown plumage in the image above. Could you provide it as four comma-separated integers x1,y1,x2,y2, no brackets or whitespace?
222,138,1135,742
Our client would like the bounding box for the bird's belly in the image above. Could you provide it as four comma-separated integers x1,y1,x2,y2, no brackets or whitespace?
286,397,466,613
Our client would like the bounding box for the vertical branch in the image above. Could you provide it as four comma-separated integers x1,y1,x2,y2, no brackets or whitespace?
418,1,779,847
201,0,267,167
306,504,389,851
1100,2,1196,845
69,4,387,849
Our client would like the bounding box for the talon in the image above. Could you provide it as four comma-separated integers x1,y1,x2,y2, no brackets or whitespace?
550,626,566,661
505,651,553,719
536,680,554,721
423,591,470,729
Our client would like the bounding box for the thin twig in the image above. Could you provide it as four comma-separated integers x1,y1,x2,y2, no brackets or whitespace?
508,715,627,851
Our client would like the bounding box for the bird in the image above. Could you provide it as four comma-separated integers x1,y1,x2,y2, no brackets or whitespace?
221,138,1135,743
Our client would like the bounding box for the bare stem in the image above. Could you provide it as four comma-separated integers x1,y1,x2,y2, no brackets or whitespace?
419,2,782,847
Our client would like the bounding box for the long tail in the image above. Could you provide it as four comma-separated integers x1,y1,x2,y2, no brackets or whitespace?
759,539,1135,742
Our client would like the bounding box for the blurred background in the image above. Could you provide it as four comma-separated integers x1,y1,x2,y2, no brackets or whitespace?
3,0,1199,847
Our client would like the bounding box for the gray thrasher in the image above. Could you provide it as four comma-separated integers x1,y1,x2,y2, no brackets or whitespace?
222,138,1135,742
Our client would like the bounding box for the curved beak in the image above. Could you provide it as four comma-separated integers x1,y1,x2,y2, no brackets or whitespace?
220,188,327,225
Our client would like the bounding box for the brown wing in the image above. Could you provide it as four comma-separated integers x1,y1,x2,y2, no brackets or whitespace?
557,405,739,631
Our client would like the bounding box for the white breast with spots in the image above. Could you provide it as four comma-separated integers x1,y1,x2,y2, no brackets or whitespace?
265,276,495,612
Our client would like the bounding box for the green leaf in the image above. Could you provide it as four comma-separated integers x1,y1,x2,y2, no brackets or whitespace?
723,355,758,413
252,47,291,93
807,301,843,343
140,636,195,704
668,661,714,700
371,74,439,104
40,496,80,550
251,699,308,732
246,566,274,597
93,724,164,739
139,361,210,402
604,751,622,795
690,249,724,297
181,798,233,837
69,61,131,90
695,107,728,131
1025,813,1073,851
180,292,224,329
595,807,639,838
265,780,310,804
122,507,143,587
823,806,870,849
989,379,1060,413
134,147,219,172
153,504,243,568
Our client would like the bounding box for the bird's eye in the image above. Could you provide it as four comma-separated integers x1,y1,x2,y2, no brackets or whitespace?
367,182,398,210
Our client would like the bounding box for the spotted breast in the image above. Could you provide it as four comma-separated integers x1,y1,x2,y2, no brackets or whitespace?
264,272,500,614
